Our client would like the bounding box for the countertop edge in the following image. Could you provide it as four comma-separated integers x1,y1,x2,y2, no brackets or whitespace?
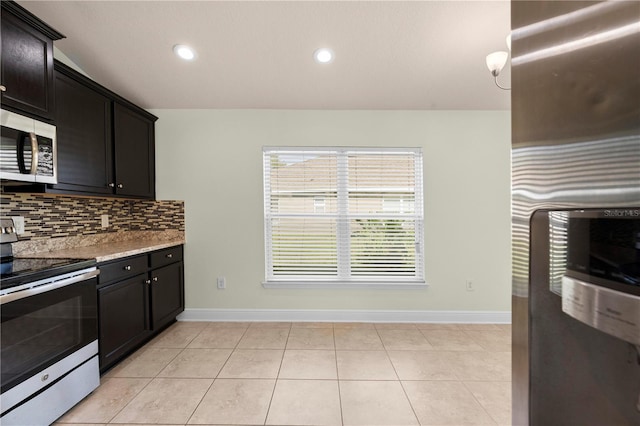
95,241,185,263
15,239,186,263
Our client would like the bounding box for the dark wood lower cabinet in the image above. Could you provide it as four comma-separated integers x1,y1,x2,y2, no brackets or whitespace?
98,274,149,370
151,262,184,330
98,245,184,373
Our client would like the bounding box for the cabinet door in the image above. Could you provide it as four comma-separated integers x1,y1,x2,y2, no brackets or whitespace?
52,69,113,194
150,262,184,331
98,274,150,372
113,102,155,199
0,11,54,120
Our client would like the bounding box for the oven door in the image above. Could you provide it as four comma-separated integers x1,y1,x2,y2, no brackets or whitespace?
0,269,98,398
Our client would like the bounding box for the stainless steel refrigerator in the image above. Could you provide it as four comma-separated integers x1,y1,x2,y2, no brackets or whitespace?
511,1,640,425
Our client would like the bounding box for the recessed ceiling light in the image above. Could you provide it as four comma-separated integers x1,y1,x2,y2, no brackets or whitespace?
313,48,334,64
173,44,197,61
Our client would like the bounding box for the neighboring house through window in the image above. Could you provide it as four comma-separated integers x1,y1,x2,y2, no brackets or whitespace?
262,147,425,287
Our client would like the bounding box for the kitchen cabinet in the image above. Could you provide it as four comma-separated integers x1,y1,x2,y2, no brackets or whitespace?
113,102,156,199
21,61,158,199
98,246,184,372
98,272,149,371
52,64,113,195
0,1,64,121
150,248,184,330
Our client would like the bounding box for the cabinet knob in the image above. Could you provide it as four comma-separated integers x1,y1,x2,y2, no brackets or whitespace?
152,276,158,282
117,183,124,189
0,85,6,92
166,253,173,258
108,183,115,188
145,279,151,285
124,265,132,271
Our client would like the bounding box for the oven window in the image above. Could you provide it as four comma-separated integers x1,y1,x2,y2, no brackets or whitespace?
0,279,97,394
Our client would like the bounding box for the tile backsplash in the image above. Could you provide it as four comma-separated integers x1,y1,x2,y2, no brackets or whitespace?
0,193,184,241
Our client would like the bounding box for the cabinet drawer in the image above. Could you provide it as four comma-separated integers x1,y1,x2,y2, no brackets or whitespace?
99,255,148,284
150,246,183,269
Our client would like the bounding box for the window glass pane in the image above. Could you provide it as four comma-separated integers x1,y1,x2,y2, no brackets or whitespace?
350,219,417,276
347,154,416,215
269,153,338,215
270,217,337,276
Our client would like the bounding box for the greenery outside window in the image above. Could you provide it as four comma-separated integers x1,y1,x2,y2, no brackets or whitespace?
262,147,425,288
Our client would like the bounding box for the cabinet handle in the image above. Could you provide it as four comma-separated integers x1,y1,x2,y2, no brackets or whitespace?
124,265,132,271
145,279,151,285
108,183,115,188
0,85,6,92
166,253,173,258
117,183,124,189
152,276,158,282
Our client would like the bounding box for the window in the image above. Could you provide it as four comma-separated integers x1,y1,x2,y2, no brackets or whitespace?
263,147,425,287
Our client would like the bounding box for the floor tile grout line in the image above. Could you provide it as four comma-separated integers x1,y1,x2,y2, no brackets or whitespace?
104,322,202,424
419,327,491,352
180,376,216,426
182,322,265,425
263,323,292,425
460,379,501,426
382,327,422,426
333,326,345,426
97,376,154,425
396,379,423,425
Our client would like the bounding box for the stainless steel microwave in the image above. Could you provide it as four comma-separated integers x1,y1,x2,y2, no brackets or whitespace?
0,109,57,184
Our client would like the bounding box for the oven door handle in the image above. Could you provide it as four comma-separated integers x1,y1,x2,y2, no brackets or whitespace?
0,269,100,305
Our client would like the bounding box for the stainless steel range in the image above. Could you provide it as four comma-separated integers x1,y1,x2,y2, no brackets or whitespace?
0,218,100,425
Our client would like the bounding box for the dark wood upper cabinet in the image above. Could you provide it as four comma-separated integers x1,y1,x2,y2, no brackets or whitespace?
52,66,113,195
0,1,64,121
114,102,156,199
42,61,157,199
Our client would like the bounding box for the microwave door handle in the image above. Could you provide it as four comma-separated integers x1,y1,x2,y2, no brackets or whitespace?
15,132,38,174
29,132,38,174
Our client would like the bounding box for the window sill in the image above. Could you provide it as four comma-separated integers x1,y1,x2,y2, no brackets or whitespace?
262,280,428,289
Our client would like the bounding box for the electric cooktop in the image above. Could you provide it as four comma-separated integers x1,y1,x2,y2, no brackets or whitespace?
0,257,97,291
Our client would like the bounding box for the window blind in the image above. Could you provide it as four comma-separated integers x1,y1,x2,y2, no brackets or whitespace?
263,147,424,285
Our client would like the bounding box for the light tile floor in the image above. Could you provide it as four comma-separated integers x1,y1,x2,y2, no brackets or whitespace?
55,322,511,426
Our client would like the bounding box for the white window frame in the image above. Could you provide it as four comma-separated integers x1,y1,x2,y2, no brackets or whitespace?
262,147,426,289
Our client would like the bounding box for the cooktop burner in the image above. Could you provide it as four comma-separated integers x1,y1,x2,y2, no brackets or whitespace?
0,257,97,291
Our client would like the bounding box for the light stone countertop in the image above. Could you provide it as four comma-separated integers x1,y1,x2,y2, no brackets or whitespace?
13,231,185,263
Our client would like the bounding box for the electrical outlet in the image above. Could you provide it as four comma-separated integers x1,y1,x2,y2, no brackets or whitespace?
466,280,474,292
100,214,109,228
10,216,25,234
217,277,226,289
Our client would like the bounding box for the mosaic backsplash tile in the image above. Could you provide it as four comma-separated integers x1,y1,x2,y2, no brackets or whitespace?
0,193,184,241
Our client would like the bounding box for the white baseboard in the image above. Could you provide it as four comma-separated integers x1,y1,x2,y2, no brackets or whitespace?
177,308,511,324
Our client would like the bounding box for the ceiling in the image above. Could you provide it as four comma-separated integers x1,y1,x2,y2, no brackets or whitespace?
19,1,511,110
